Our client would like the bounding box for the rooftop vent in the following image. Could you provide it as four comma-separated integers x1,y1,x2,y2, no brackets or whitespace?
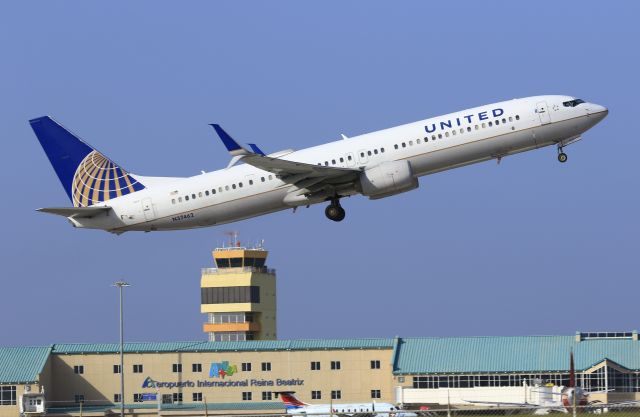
577,331,638,342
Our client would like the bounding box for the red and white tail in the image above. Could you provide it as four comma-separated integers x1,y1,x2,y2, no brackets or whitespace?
275,391,308,410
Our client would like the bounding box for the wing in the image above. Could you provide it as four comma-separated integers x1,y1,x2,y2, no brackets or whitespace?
464,400,539,408
37,206,112,218
211,124,360,198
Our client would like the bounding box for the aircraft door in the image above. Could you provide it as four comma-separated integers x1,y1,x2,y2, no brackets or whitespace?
346,152,356,167
358,149,369,165
536,101,551,125
141,198,155,221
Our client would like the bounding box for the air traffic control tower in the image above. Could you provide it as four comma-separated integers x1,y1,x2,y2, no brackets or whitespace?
200,243,277,341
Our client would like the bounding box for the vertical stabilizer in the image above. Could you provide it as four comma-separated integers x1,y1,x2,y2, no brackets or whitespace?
30,116,144,207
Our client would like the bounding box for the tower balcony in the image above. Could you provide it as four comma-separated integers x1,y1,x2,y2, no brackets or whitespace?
202,322,262,333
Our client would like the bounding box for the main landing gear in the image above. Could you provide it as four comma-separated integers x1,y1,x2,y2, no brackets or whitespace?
557,145,568,163
325,197,346,222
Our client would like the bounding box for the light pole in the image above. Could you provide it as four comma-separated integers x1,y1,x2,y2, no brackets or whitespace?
113,281,131,417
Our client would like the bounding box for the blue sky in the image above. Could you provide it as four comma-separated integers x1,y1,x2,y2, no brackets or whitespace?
1,1,638,346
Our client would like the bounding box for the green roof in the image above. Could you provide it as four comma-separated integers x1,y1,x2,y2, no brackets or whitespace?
393,335,640,374
52,338,394,354
0,346,52,383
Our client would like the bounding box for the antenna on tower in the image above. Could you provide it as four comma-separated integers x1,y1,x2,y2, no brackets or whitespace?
224,231,240,247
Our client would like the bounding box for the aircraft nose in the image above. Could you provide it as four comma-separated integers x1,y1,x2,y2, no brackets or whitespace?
587,103,608,123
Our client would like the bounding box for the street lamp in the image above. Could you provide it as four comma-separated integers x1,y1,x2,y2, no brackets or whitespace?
112,281,131,417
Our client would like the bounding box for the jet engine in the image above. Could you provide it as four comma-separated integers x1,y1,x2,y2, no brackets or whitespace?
359,160,418,200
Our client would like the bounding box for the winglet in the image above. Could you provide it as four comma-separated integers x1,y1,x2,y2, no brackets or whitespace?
247,143,266,156
210,124,249,156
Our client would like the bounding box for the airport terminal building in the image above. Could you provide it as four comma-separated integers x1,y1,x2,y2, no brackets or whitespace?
1,332,640,416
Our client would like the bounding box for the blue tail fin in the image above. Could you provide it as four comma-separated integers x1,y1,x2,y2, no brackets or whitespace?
29,116,145,207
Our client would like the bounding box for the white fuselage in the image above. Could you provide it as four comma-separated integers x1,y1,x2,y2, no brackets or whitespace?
71,95,607,233
287,402,415,417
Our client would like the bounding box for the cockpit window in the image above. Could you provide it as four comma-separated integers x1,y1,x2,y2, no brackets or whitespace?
563,99,585,107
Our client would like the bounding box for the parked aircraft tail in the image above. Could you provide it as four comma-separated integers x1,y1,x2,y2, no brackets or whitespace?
274,391,308,410
29,116,145,207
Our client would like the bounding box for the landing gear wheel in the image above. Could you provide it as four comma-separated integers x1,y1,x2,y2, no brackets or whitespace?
325,201,346,222
558,152,568,163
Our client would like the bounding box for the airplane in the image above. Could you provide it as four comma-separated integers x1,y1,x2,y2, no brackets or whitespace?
275,391,417,417
30,95,608,233
464,352,638,414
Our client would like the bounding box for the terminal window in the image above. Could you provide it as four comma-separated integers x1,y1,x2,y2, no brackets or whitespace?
242,363,252,371
242,392,252,401
262,391,272,400
113,365,121,374
133,394,143,403
133,364,143,373
311,361,321,371
311,391,321,400
371,360,381,369
261,362,272,371
331,361,341,370
192,363,202,372
0,386,16,406
193,393,202,402
73,365,84,374
331,390,341,400
172,393,183,403
113,394,121,403
172,363,183,373
371,390,381,399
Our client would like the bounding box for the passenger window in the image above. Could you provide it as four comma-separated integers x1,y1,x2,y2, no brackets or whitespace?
268,175,273,180
225,185,229,191
416,139,421,144
380,148,385,153
445,132,449,137
488,121,493,127
205,191,209,196
239,182,243,188
394,144,398,149
178,197,182,202
460,128,464,134
348,155,352,160
360,152,365,157
261,177,265,182
509,116,513,122
171,199,176,204
502,118,506,124
332,159,336,164
192,194,196,199
185,196,189,201
212,189,216,194
432,135,436,140
516,115,520,120
367,151,371,156
249,180,253,185
475,125,479,130
438,134,442,139
401,143,406,148
495,120,499,125
339,157,344,163
409,140,413,146
482,123,486,128
324,161,329,166
232,184,236,189
452,130,457,136
218,187,222,192
467,127,471,132
374,149,378,154
198,192,203,197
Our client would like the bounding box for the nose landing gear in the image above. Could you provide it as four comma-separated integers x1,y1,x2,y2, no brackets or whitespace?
325,197,346,222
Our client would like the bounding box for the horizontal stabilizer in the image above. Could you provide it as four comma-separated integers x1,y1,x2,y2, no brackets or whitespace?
37,206,111,218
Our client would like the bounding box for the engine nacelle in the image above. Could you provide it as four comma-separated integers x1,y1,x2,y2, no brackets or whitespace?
359,160,418,200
